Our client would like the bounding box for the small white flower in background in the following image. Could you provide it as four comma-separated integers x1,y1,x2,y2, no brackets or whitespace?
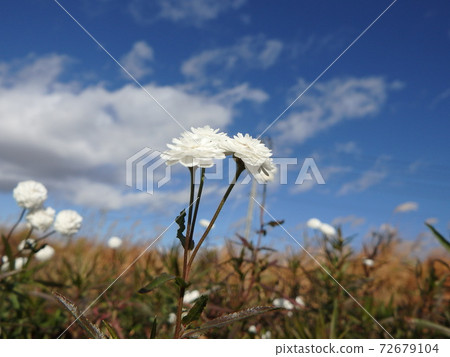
363,258,374,267
199,219,214,229
35,245,55,262
18,238,36,252
273,298,294,310
1,257,28,272
1,256,8,264
248,325,257,334
26,207,55,232
184,290,201,304
168,312,177,324
54,210,82,236
295,296,305,308
261,330,271,339
13,180,47,210
108,236,123,249
306,218,322,229
319,223,337,237
222,133,276,183
161,126,227,168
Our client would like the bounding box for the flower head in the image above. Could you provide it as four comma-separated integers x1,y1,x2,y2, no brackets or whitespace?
18,238,36,252
222,133,276,182
184,290,201,304
1,257,28,272
35,245,55,262
26,207,55,232
261,330,272,339
306,218,322,229
168,312,177,324
54,210,82,236
248,325,257,334
295,296,305,308
273,298,294,310
161,126,227,168
108,236,123,249
319,223,337,237
363,258,374,267
13,180,47,210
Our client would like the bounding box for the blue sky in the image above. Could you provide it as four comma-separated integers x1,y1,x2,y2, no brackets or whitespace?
0,0,449,249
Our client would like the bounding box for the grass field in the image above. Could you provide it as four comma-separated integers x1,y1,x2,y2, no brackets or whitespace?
1,221,449,339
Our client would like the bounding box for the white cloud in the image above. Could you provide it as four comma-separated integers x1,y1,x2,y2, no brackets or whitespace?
332,215,366,228
291,165,351,194
335,141,361,155
394,201,419,213
212,83,268,106
0,54,237,210
129,0,247,26
274,77,390,144
337,157,389,195
120,41,154,80
181,35,283,79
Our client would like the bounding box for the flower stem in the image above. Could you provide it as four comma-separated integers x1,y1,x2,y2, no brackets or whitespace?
174,167,196,339
6,208,26,241
187,160,245,271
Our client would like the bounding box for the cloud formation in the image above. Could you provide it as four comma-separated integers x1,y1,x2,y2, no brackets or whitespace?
181,35,283,79
0,54,241,210
120,41,154,80
394,201,419,213
129,0,247,26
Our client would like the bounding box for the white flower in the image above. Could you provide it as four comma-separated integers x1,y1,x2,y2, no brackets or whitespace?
184,290,201,304
161,126,227,168
35,245,55,262
168,312,177,324
54,210,82,236
199,219,214,229
248,325,257,334
1,257,28,272
319,223,337,237
18,238,36,252
306,218,322,229
1,256,9,264
363,258,374,267
222,133,276,183
295,296,305,308
26,207,55,232
13,180,47,210
108,236,123,249
273,298,294,310
261,330,271,339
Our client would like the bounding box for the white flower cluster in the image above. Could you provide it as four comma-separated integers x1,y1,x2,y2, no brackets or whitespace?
273,296,305,310
161,126,276,183
108,236,123,249
306,218,337,237
12,180,83,236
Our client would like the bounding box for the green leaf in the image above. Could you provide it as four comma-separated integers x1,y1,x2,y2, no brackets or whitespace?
267,219,285,227
426,223,450,253
53,291,106,339
407,318,450,337
102,320,118,339
150,316,157,339
175,277,190,289
175,210,194,250
182,306,281,338
182,295,208,326
138,273,176,294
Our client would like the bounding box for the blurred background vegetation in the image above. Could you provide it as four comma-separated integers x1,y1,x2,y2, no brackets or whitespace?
1,221,449,339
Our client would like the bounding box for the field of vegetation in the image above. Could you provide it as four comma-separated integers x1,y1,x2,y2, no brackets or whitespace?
1,219,449,339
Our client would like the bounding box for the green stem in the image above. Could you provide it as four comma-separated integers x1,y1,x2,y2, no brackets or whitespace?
174,167,196,339
190,168,205,244
187,160,245,271
6,208,26,241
